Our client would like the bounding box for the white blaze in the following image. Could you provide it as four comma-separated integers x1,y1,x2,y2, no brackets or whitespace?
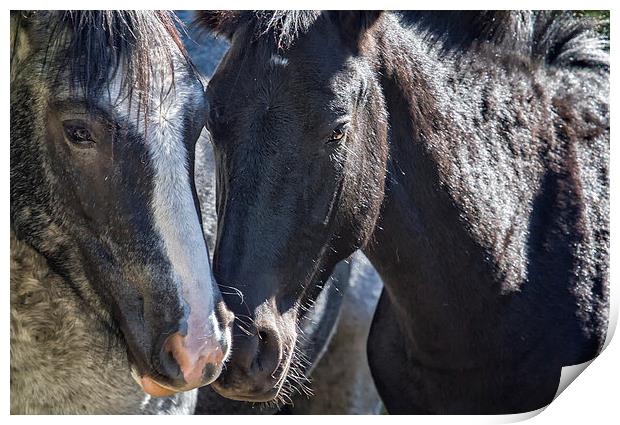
133,66,223,348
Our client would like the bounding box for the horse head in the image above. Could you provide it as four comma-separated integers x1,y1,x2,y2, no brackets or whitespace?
197,11,387,401
10,11,233,396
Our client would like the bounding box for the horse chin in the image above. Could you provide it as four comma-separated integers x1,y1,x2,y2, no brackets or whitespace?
211,381,282,403
213,385,281,403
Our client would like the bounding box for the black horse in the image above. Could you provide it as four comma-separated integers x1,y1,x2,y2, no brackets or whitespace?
198,11,609,413
178,13,383,412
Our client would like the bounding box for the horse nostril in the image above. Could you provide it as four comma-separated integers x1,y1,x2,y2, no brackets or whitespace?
157,341,182,381
157,331,225,388
251,331,269,372
248,328,281,375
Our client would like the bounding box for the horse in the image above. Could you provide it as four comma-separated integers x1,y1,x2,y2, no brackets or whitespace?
177,13,383,413
10,10,233,413
197,11,609,413
194,111,383,415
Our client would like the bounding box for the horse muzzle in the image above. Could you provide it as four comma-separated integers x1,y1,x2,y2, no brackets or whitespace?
211,316,294,402
128,298,234,397
131,326,231,397
132,332,230,397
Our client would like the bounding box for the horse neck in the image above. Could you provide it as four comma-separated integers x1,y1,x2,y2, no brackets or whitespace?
363,20,548,317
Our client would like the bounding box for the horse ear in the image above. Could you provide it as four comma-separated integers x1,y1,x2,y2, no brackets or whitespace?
10,11,37,73
194,11,241,41
331,11,382,50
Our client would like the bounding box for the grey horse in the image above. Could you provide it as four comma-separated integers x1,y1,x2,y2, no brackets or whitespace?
10,11,227,413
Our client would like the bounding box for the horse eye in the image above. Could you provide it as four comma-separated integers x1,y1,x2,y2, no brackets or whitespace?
63,121,96,147
328,125,348,143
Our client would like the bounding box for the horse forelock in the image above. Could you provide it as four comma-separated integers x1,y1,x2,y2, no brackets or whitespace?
13,11,195,118
253,10,322,50
201,10,322,51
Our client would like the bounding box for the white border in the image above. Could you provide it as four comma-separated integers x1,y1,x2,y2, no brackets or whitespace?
3,2,617,422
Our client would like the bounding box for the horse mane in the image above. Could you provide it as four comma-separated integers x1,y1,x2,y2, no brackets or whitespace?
198,10,608,71
403,11,609,69
13,11,191,110
529,11,609,69
400,11,525,52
